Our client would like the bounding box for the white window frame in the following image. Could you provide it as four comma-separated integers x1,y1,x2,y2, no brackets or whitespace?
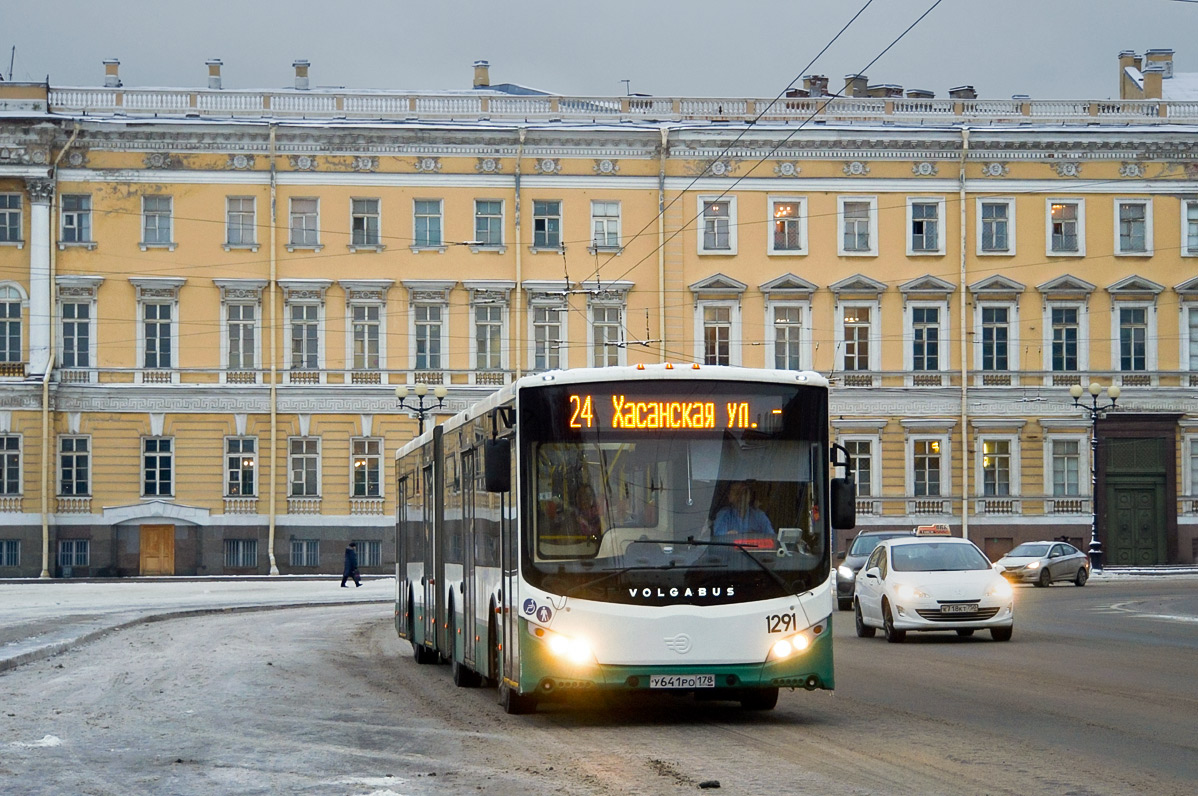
589,200,622,252
531,200,563,251
1183,303,1198,374
1111,301,1156,375
412,302,447,372
225,436,258,498
977,434,1020,498
767,196,808,256
141,436,174,498
1046,198,1085,257
58,435,91,498
907,434,950,500
976,197,1015,256
697,196,737,255
529,302,568,371
348,301,384,372
834,300,881,375
470,299,508,374
288,436,322,498
0,284,24,367
1045,435,1086,499
766,300,811,371
139,195,175,251
0,193,23,247
907,197,946,256
287,197,321,251
286,300,324,382
224,196,257,251
351,437,383,499
1114,198,1153,256
1182,200,1198,257
589,303,625,368
349,197,383,251
904,300,950,376
59,194,94,249
837,196,878,257
412,198,445,251
290,539,320,568
473,199,505,251
838,435,879,499
1185,435,1198,499
130,279,184,385
1041,300,1089,373
694,300,741,366
974,301,1019,375
0,434,22,497
224,300,259,380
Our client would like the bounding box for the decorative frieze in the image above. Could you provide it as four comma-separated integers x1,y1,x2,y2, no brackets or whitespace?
475,157,503,174
980,162,1009,177
226,153,255,170
143,152,178,169
534,158,561,175
1119,162,1146,178
843,160,870,176
1052,161,1083,177
911,161,938,177
593,158,619,174
773,161,801,177
414,156,441,173
352,156,378,172
289,154,318,171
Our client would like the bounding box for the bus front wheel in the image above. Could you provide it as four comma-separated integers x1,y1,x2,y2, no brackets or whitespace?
740,687,779,710
500,683,537,714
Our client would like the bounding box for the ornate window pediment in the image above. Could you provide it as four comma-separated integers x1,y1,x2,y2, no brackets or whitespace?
1175,276,1198,300
339,279,394,305
968,274,1026,297
689,273,747,295
899,274,956,297
213,279,267,303
402,280,454,305
829,273,886,297
278,279,332,304
1107,275,1164,301
761,273,818,299
1036,274,1096,297
463,280,515,307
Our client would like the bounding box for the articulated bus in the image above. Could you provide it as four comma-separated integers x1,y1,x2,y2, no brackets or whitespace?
394,365,856,714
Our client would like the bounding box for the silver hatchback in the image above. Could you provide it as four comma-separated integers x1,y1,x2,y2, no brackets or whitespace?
995,541,1091,587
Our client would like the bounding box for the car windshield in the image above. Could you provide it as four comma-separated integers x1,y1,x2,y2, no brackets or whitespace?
849,533,908,557
1007,543,1051,557
891,542,991,572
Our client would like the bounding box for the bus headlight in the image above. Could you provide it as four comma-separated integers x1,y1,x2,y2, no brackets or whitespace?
533,627,593,664
768,632,810,661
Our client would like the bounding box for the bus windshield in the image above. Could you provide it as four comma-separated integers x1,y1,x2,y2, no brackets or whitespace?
519,380,830,604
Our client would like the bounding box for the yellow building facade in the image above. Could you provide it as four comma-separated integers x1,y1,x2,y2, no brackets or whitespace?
0,58,1196,577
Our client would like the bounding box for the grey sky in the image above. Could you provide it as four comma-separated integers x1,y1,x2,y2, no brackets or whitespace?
5,0,1195,99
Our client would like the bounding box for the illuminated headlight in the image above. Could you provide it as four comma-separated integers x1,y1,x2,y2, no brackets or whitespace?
534,627,593,664
768,632,811,661
987,580,1014,599
896,584,929,601
837,565,854,580
1026,561,1040,570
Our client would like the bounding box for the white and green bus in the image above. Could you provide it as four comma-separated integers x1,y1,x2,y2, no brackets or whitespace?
395,364,856,714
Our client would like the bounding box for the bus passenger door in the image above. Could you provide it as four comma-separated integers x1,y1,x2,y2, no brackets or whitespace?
501,443,519,685
462,449,477,666
422,461,437,648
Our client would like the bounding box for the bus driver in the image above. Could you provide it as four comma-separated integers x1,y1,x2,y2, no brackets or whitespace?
714,482,775,540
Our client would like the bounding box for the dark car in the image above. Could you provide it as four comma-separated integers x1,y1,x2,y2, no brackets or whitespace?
836,530,914,610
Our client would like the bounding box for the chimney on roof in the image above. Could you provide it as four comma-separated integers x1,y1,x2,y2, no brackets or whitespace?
1118,50,1145,99
1145,48,1174,79
473,60,491,88
948,85,977,100
1143,63,1165,99
843,74,868,98
293,59,310,91
867,84,903,98
103,58,121,88
206,59,223,90
802,75,828,97
906,88,934,99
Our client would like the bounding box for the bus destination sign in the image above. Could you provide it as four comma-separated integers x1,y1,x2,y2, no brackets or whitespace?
568,393,782,431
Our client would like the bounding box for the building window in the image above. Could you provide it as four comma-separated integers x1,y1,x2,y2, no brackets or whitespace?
227,303,256,372
0,287,20,364
1188,306,1198,371
142,303,173,370
224,539,257,568
226,197,256,246
351,198,381,247
838,196,878,256
591,201,620,249
289,438,320,497
533,306,563,370
1,539,18,567
699,198,733,253
703,305,732,365
772,305,804,370
59,539,90,568
981,439,1011,496
289,198,319,247
61,195,92,244
0,435,19,495
844,439,873,497
1048,200,1083,255
352,438,382,498
913,439,942,497
475,200,503,247
769,198,806,255
59,436,90,497
1052,439,1080,497
289,303,320,370
980,307,1009,371
61,301,90,369
474,304,504,370
1119,306,1147,372
911,306,940,371
0,194,22,243
415,304,442,370
842,305,872,372
225,437,256,497
1115,199,1151,255
592,305,622,367
290,539,319,568
354,540,382,567
1184,201,1198,257
351,304,381,370
908,198,943,254
532,200,562,249
979,199,1012,254
1051,307,1079,372
413,199,443,248
142,437,173,497
1191,439,1198,497
141,196,173,247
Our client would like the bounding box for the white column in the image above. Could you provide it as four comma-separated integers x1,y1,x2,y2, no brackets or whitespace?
27,179,54,375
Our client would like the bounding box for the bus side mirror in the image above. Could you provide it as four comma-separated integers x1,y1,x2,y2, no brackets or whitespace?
830,477,856,530
484,438,510,493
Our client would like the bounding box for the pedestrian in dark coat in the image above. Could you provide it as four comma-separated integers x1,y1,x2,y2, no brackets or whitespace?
342,542,361,587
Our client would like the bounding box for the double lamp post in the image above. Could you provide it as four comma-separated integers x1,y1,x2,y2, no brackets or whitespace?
1068,381,1121,572
396,383,448,435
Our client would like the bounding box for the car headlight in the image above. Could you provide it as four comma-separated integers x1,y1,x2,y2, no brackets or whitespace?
532,626,593,664
896,584,929,601
837,565,854,580
987,580,1014,598
1026,561,1040,570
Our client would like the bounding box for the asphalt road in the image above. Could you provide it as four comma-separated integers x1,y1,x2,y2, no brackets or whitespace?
1,578,1194,795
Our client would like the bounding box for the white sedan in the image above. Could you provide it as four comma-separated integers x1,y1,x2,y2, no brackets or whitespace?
853,536,1014,643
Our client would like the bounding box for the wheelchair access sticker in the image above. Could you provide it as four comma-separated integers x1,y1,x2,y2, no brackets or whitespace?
523,598,537,615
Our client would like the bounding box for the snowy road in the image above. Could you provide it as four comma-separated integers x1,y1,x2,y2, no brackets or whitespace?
1,578,1196,795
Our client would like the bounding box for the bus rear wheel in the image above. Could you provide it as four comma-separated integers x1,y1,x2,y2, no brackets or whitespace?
740,687,779,710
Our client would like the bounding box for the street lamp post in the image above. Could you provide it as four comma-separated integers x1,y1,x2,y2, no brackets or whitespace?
396,383,448,435
1069,381,1121,573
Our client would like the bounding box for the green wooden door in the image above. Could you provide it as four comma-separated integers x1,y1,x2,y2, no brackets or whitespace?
1106,482,1166,566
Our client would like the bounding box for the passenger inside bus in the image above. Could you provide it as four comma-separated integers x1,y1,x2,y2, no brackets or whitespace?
570,483,604,541
713,482,775,541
